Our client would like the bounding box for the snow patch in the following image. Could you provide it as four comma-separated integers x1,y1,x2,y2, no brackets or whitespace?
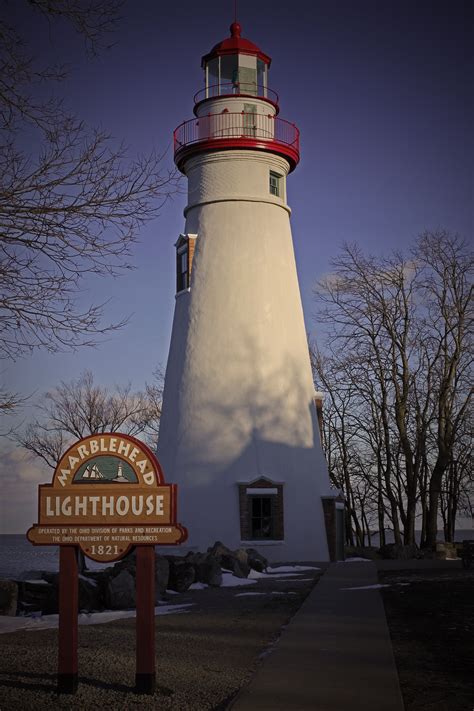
268,565,320,573
248,569,269,579
24,580,49,585
221,572,258,587
341,584,391,591
271,591,297,596
79,575,98,586
0,603,194,634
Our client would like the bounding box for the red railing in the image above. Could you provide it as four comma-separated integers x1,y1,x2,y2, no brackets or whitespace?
193,83,279,106
174,112,299,168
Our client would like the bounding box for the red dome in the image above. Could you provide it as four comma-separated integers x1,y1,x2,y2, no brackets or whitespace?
201,23,271,67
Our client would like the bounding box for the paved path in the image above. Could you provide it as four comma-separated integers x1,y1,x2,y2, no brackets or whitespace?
230,561,405,710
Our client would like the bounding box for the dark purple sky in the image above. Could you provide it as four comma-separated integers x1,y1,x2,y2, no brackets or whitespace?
2,0,472,530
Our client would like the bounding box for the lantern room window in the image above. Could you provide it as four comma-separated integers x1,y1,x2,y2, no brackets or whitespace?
204,54,259,98
207,58,219,97
257,59,267,96
220,55,239,88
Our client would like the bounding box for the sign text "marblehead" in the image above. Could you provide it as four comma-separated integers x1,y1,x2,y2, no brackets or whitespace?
58,437,155,487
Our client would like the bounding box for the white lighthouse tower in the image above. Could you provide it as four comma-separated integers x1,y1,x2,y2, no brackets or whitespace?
157,22,334,561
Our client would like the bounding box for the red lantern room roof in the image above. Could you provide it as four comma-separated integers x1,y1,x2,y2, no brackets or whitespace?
201,22,272,67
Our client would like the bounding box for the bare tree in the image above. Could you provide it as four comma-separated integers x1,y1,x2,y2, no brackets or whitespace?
415,233,473,546
16,369,163,467
314,231,472,549
0,2,178,373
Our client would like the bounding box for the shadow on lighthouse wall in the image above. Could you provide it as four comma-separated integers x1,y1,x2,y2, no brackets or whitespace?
158,322,326,479
157,322,331,556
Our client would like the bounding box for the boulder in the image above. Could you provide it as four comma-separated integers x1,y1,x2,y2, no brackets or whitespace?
15,570,46,581
233,548,250,577
81,571,109,609
246,548,268,573
378,543,419,560
186,553,222,587
436,542,457,560
155,555,170,601
207,541,249,578
207,541,232,560
112,551,136,578
78,574,102,612
167,557,195,593
17,579,58,615
344,546,379,561
41,571,59,585
0,580,18,616
105,570,136,610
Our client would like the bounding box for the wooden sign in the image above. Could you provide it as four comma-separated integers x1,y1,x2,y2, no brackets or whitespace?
26,432,187,695
27,433,187,562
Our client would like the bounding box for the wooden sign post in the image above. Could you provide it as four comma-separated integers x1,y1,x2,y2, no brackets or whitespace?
27,433,187,695
58,546,79,693
135,546,156,693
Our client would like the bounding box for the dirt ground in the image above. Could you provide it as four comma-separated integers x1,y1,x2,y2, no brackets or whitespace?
0,569,320,710
2,564,472,710
379,567,474,711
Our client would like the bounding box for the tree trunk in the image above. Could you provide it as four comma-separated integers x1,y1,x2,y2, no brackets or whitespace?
425,458,448,547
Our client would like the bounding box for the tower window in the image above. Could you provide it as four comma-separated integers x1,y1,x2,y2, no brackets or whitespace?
269,171,282,197
175,234,197,294
177,246,188,292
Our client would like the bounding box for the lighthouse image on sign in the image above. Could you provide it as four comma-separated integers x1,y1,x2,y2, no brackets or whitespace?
157,21,335,561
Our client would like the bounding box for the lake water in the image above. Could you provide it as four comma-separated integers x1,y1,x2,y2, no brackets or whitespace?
0,535,105,579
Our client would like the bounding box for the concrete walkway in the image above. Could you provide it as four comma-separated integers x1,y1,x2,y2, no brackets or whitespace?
230,561,405,710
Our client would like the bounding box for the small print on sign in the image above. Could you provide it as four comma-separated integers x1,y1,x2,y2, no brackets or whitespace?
28,524,184,561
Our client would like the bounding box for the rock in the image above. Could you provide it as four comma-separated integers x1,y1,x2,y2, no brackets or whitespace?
379,544,398,559
78,574,102,612
167,557,195,593
105,570,136,609
344,546,379,561
207,541,249,578
436,542,457,560
207,541,233,560
155,555,170,602
378,543,419,560
15,570,46,581
187,553,222,587
246,548,268,573
41,571,59,585
0,580,18,616
113,551,136,578
17,579,58,615
81,571,109,609
233,549,250,577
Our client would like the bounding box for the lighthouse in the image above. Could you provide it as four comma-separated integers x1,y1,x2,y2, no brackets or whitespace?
157,22,335,561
